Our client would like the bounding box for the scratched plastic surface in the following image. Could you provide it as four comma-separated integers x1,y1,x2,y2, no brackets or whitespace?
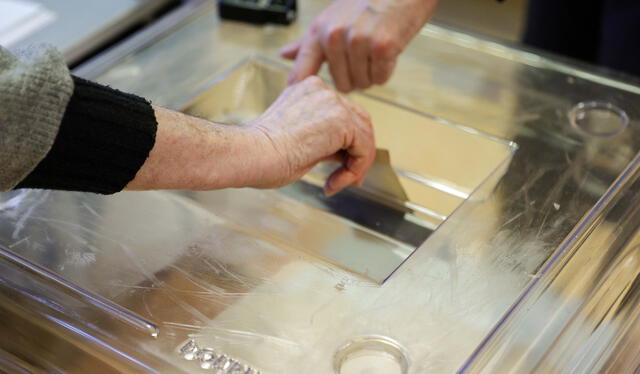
463,153,640,374
2,1,640,372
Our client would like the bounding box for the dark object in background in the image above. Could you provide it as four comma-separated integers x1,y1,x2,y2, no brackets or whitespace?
523,0,640,77
218,0,297,25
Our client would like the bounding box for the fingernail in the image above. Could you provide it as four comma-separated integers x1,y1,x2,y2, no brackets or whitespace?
340,85,353,94
324,187,336,197
324,180,335,197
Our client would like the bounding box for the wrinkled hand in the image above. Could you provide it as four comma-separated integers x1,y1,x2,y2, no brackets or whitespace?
246,76,375,196
281,0,438,92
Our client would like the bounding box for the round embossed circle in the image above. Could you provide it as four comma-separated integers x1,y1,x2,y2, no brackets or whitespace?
569,101,629,138
334,335,409,374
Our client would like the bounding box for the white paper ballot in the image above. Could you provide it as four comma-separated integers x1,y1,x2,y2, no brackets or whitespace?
0,0,56,47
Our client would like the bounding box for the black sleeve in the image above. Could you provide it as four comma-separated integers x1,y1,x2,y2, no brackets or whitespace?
16,76,158,194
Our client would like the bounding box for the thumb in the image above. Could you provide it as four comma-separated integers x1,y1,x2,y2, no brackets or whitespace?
280,40,301,59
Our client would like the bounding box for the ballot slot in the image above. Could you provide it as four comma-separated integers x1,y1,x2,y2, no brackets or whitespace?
182,57,515,282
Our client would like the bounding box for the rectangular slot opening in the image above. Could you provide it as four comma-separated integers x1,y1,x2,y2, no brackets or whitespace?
183,57,515,282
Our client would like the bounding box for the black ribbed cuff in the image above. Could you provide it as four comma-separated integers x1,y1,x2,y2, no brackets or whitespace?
16,76,157,194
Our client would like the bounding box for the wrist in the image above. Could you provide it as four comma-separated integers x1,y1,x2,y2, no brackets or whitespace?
215,123,281,189
127,107,263,191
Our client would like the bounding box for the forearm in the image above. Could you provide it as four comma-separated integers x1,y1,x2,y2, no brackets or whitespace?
16,74,372,195
126,106,264,191
14,71,269,193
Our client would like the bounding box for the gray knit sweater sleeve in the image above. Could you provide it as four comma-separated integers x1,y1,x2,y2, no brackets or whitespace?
0,45,73,191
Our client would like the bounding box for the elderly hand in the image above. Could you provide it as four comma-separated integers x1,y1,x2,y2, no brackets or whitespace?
281,0,438,93
128,77,374,195
247,76,375,195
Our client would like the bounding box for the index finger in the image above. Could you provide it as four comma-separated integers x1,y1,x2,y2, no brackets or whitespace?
288,35,325,85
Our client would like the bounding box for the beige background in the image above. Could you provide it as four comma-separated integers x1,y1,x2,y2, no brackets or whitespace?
433,0,529,42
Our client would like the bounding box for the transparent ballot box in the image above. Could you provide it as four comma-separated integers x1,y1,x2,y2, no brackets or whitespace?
2,26,640,374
